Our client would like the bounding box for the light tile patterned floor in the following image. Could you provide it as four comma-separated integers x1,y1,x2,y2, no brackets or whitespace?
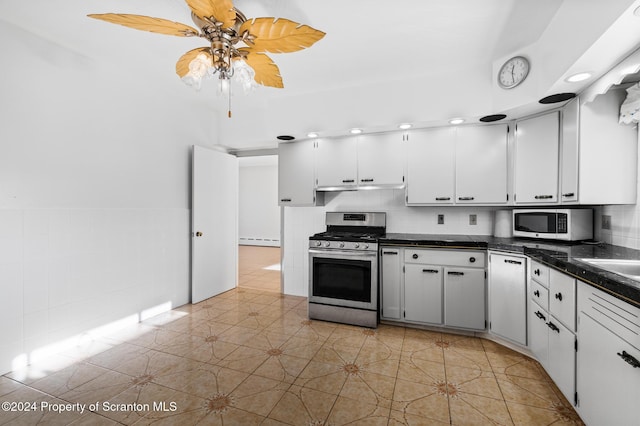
0,247,584,425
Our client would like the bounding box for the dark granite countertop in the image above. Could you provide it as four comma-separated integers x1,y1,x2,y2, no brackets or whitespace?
380,233,640,308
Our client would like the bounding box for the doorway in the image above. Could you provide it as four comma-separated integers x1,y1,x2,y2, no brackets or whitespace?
238,155,281,293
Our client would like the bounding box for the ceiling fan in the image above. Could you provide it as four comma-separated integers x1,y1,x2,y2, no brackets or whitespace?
89,0,325,116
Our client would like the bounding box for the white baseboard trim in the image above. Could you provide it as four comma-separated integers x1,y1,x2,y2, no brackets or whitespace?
239,237,280,247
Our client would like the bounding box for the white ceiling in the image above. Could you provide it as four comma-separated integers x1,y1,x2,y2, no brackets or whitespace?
2,0,640,150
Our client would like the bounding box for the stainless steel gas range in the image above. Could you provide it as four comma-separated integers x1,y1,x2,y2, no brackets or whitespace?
308,212,386,328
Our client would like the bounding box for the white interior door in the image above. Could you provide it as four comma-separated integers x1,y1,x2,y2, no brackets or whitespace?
192,145,238,303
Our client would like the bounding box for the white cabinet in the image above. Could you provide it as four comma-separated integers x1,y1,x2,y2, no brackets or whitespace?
278,140,323,206
406,127,456,204
404,264,443,324
530,301,549,368
488,252,527,345
561,90,638,205
577,281,640,426
407,125,508,205
514,112,560,204
444,267,486,330
456,125,508,204
380,248,402,320
357,133,405,188
315,136,358,190
549,269,576,331
547,316,576,404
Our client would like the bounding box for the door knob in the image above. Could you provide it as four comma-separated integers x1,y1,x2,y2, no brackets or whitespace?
195,231,203,237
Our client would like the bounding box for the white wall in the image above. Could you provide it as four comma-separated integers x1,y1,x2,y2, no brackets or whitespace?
0,22,212,374
238,156,280,246
282,189,495,296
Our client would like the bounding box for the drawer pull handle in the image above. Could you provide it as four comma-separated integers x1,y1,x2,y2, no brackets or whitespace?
534,290,540,297
280,198,292,202
504,259,522,265
447,271,465,276
562,192,575,197
422,269,439,274
435,197,451,201
535,311,546,321
382,251,398,255
469,257,476,263
342,179,355,183
535,195,554,199
555,292,563,301
617,351,640,368
458,196,475,201
412,254,419,259
360,178,374,182
534,269,541,276
547,322,560,333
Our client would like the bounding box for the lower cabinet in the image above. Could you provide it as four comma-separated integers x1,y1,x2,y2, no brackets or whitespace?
488,252,527,345
380,247,486,331
577,281,640,425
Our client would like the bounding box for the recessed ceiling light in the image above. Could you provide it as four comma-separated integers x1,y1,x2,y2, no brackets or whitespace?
350,128,363,134
307,132,318,138
449,118,464,125
398,123,412,130
566,72,592,83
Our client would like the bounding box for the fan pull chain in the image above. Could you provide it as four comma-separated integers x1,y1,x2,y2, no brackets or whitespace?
228,81,232,118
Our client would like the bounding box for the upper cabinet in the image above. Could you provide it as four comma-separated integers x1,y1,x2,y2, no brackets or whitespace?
562,90,637,205
278,140,324,206
456,124,508,204
315,136,359,190
407,125,508,205
406,127,456,204
315,133,405,191
357,133,405,188
514,112,560,204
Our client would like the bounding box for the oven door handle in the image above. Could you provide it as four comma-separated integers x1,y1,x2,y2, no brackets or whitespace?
309,249,377,258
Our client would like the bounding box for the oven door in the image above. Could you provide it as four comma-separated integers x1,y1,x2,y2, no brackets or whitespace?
309,249,377,311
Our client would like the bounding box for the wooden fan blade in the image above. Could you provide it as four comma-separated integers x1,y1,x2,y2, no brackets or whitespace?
185,0,236,28
88,14,200,37
240,18,325,53
238,48,283,88
176,47,212,77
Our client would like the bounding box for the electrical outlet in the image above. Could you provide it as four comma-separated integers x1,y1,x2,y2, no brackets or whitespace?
602,215,612,230
469,214,477,225
437,214,445,225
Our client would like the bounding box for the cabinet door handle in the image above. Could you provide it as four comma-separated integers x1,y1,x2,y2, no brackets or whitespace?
555,292,563,301
504,259,522,265
360,178,374,183
547,321,560,333
435,197,451,201
534,290,540,297
280,198,292,202
412,254,419,259
458,196,475,201
534,195,554,199
447,271,464,276
535,311,546,321
562,192,575,197
534,269,541,276
382,251,398,255
342,179,355,183
617,350,640,368
422,269,439,273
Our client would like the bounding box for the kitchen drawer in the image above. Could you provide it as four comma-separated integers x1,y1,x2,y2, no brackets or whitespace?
549,269,576,331
530,280,549,311
578,281,640,350
404,249,485,268
530,260,549,287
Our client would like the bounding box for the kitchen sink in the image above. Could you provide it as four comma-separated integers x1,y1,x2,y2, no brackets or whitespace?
576,258,640,281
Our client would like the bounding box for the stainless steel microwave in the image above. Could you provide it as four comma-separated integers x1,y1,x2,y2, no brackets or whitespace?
513,209,593,241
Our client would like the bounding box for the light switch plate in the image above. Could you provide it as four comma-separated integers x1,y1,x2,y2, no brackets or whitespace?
602,215,612,230
469,214,477,225
437,214,444,225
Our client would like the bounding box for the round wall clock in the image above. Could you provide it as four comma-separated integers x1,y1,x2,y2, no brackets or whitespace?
497,56,530,89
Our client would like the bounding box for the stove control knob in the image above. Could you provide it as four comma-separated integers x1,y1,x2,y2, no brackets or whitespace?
324,241,331,248
354,243,360,249
339,242,345,248
364,244,369,249
315,241,322,247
